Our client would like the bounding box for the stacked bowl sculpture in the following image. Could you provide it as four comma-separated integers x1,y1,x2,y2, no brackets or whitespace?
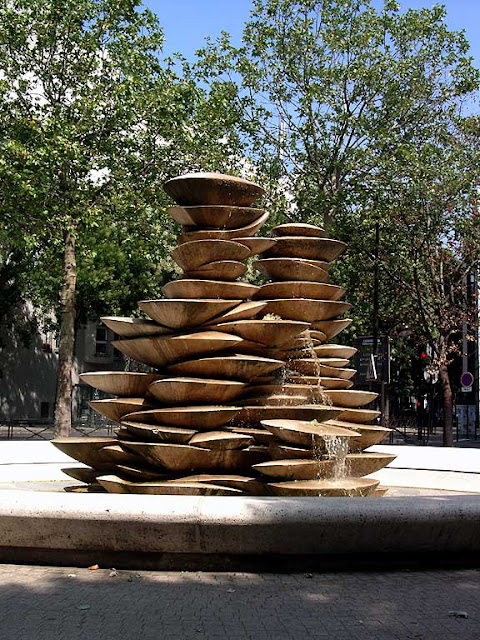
53,172,395,497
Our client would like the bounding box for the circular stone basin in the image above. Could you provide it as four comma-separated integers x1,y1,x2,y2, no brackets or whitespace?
61,467,101,483
268,478,380,497
101,316,172,338
313,344,357,359
97,475,243,496
225,426,273,446
247,383,317,399
242,394,312,407
255,453,396,480
121,442,268,472
273,223,327,237
269,442,313,460
261,419,359,448
346,452,397,475
286,375,354,389
188,431,253,450
254,459,336,480
89,398,148,423
255,258,330,283
163,280,259,301
51,437,117,470
335,407,381,423
255,282,345,301
289,360,355,377
167,354,284,381
112,331,242,368
121,421,197,444
123,406,241,430
170,474,267,494
324,422,391,450
184,260,247,281
178,212,269,242
233,406,341,428
168,205,265,229
291,356,351,368
138,299,240,329
172,239,250,271
235,237,277,256
207,319,309,347
80,372,160,397
326,390,378,408
311,319,352,339
262,299,351,322
211,301,266,322
163,172,265,207
263,237,347,262
147,378,246,405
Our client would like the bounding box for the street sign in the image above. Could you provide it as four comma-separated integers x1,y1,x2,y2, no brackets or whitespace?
353,336,390,385
462,386,473,393
461,371,474,387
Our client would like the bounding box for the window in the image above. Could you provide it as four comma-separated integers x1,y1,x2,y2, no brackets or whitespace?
95,326,109,356
40,402,50,419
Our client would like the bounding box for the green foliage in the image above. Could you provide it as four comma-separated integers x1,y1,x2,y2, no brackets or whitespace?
0,0,248,330
197,0,480,346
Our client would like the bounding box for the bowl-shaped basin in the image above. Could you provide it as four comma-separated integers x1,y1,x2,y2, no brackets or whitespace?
168,205,264,229
89,398,148,423
208,319,309,347
123,406,241,430
263,237,347,262
255,258,330,283
172,239,250,271
163,280,259,301
261,418,358,447
255,282,345,301
178,212,269,242
325,390,378,408
273,223,327,237
147,377,246,405
261,299,351,322
80,372,160,397
268,477,380,497
122,441,268,472
121,421,196,444
163,172,265,207
184,260,247,281
98,475,243,496
188,430,253,450
101,316,172,338
231,405,341,428
138,299,240,329
167,354,284,381
51,437,117,470
112,331,242,368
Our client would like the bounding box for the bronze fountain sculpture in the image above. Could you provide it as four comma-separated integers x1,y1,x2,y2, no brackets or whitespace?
53,172,395,496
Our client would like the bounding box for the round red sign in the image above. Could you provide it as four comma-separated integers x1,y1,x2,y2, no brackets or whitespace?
460,372,474,387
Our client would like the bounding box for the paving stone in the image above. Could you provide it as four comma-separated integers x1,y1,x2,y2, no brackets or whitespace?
0,565,479,639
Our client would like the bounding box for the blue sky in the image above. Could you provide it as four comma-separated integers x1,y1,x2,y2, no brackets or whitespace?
144,0,480,68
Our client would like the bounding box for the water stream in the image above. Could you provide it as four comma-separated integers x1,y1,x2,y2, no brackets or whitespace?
323,434,349,480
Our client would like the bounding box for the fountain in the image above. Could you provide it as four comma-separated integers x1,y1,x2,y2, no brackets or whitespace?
52,171,395,496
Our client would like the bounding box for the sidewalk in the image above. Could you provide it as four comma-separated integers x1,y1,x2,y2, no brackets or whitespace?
0,564,479,640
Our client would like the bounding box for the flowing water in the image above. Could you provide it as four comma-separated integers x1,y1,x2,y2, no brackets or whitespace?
323,434,349,480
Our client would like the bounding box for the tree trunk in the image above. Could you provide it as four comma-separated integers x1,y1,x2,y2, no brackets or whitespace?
438,362,454,446
53,228,77,437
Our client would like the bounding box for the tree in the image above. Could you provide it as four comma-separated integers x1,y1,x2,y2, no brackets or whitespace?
197,0,480,444
0,0,246,435
199,0,479,225
370,117,480,445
